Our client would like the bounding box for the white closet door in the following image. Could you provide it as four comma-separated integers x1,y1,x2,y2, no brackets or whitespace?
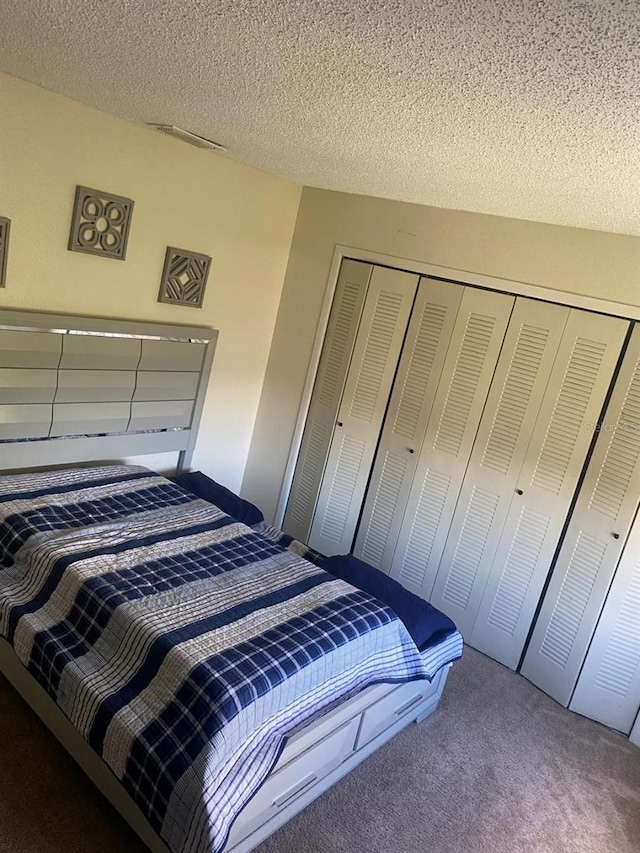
569,509,640,733
283,260,371,543
467,310,628,665
386,287,515,597
522,322,639,705
427,299,569,642
353,279,463,571
308,266,419,556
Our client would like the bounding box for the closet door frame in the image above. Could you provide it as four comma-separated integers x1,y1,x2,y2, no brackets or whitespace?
275,246,640,529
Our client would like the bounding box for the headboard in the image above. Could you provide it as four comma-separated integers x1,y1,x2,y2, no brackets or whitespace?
0,308,217,473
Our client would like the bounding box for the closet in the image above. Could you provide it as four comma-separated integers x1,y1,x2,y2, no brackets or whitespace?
569,508,640,734
305,265,419,556
283,260,419,551
283,258,637,724
521,324,640,725
427,307,626,666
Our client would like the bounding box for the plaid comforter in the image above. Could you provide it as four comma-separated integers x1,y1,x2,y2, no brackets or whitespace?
0,465,435,853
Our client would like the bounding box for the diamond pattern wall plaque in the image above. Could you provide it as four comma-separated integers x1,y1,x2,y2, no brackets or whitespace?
68,186,134,260
158,247,211,308
0,217,10,288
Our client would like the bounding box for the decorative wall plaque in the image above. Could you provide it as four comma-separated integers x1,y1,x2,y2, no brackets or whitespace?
68,186,134,260
0,217,10,288
158,247,211,308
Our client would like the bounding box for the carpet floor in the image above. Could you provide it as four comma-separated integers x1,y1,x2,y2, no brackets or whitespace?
0,647,638,853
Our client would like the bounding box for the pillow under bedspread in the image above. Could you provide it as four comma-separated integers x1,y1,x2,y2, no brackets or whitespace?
319,554,457,653
173,472,459,656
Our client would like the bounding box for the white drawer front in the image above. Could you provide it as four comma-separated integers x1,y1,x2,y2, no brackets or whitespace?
228,715,359,847
356,676,440,750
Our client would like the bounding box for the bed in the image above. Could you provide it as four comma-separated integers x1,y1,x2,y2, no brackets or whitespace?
0,309,463,853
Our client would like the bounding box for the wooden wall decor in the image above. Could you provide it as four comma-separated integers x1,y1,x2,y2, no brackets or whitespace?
68,186,134,261
158,246,211,308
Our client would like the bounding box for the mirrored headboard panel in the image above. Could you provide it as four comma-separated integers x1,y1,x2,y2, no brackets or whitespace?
0,309,218,472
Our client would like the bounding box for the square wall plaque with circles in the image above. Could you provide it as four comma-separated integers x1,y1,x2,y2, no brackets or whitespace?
158,247,211,308
68,186,134,260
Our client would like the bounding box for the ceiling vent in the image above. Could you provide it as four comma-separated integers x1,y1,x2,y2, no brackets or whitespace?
146,124,227,153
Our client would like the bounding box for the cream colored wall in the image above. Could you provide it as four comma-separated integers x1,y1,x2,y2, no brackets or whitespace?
0,73,301,492
243,186,640,523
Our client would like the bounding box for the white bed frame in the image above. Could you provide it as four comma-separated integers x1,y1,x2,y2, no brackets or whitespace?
0,307,455,853
0,637,451,853
0,308,217,472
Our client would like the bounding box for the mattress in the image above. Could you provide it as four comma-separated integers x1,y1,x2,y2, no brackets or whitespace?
0,464,462,853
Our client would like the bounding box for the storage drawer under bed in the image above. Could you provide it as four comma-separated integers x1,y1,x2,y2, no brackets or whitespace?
355,669,443,749
227,715,360,846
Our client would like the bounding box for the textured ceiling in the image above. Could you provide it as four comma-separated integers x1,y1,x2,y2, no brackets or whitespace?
2,0,640,235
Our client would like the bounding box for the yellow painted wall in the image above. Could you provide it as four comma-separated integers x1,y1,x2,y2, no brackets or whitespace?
0,72,301,491
243,186,640,522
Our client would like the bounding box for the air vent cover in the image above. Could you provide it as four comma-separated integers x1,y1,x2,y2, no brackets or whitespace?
146,124,227,153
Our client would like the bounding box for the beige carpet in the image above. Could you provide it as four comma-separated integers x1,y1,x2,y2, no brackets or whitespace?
1,647,638,853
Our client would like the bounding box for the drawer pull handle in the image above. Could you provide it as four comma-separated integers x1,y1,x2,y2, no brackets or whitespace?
273,773,318,809
395,694,423,717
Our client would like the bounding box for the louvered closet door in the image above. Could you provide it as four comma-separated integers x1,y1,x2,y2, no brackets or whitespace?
283,260,372,543
467,310,628,666
308,266,419,556
383,287,515,597
569,509,640,733
522,322,639,706
353,279,463,571
426,299,569,644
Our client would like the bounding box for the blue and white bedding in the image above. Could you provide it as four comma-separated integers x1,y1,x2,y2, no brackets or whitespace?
0,465,461,853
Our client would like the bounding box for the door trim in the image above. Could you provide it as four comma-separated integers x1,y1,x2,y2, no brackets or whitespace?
275,245,640,527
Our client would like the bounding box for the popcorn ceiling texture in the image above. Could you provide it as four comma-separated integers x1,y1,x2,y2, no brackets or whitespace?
2,0,640,235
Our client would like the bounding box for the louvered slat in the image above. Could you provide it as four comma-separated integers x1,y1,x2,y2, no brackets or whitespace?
308,266,418,556
357,450,407,567
286,420,329,528
538,532,607,667
440,486,501,610
387,286,514,599
522,322,638,706
353,279,463,573
392,301,449,440
531,339,608,495
396,468,452,590
318,434,367,543
481,325,552,475
433,315,498,457
468,310,627,667
349,292,406,422
283,260,371,542
428,300,568,639
569,512,640,733
485,507,550,635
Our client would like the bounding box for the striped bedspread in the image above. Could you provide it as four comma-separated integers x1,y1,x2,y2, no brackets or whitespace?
0,465,447,853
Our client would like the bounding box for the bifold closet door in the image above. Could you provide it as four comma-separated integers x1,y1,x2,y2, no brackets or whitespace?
283,260,372,543
426,299,572,645
569,509,640,733
361,287,515,596
308,266,419,556
446,309,628,665
522,323,640,706
353,279,463,571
